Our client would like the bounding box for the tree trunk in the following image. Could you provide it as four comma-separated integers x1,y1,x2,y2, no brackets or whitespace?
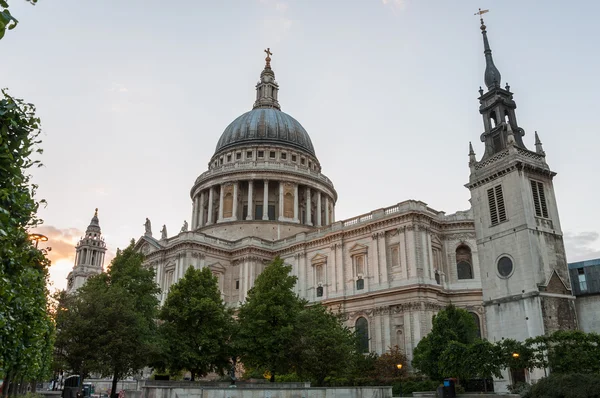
31,381,37,393
269,372,275,383
111,370,119,398
1,375,9,398
190,372,195,382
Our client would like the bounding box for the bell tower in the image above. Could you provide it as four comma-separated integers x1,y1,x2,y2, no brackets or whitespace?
66,209,107,294
467,12,577,386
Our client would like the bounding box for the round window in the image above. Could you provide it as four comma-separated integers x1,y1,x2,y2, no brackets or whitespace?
497,256,514,278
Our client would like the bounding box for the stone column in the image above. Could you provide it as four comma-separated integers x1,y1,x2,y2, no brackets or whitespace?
426,230,434,280
198,191,205,227
207,187,214,225
378,232,388,285
293,183,299,222
305,187,312,226
246,180,254,220
332,204,335,223
399,227,408,279
191,196,198,229
232,181,239,221
325,196,330,225
317,191,322,227
218,184,224,222
278,182,284,221
262,180,269,220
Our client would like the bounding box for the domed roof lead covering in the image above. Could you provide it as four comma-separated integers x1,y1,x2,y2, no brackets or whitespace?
215,108,316,156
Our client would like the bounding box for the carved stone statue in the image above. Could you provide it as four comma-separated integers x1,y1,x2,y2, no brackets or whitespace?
144,218,152,236
160,225,167,240
181,220,188,233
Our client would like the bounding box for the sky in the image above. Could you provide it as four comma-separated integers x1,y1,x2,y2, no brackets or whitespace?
2,0,599,292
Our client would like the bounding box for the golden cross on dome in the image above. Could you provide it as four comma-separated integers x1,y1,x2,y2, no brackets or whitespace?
474,8,489,26
94,208,98,216
264,48,272,68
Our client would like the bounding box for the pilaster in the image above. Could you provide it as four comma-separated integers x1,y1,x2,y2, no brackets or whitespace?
247,180,254,220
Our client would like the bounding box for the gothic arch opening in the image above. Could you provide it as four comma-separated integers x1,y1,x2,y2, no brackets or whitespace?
456,244,474,280
355,317,369,353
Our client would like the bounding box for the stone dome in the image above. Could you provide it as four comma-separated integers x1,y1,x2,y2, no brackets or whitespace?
215,108,316,156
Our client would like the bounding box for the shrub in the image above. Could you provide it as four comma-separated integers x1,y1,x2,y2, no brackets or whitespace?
529,373,600,398
392,379,440,396
507,381,532,398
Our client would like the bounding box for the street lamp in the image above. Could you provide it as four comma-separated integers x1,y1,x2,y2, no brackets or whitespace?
29,233,48,248
396,364,403,397
512,352,520,359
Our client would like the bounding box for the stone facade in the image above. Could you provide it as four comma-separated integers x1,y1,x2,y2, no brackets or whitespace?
123,19,583,393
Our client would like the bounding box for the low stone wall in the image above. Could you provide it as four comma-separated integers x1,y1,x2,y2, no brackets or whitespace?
142,386,392,398
409,392,521,398
85,379,141,395
144,382,310,389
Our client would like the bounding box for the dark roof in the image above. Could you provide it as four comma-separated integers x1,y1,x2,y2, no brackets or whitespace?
568,258,600,269
214,108,315,156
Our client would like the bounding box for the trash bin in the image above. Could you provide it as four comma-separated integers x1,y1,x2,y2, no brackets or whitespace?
440,378,456,398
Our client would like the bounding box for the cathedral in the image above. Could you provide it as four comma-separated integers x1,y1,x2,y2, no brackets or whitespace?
68,16,577,389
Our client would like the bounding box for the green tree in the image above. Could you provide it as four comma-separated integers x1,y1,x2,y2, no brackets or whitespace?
466,339,503,391
439,341,471,381
412,304,478,380
94,242,159,396
372,345,408,382
237,257,305,382
0,0,38,40
0,89,54,397
158,267,233,380
54,242,159,397
292,304,357,386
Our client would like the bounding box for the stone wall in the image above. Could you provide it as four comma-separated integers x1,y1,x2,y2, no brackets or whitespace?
141,386,392,398
576,294,600,333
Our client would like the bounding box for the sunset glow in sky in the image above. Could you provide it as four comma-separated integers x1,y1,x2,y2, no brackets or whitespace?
2,0,598,291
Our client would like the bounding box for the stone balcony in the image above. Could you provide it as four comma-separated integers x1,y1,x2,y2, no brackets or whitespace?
193,160,335,188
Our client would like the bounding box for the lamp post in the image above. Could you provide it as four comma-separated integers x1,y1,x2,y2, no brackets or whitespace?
28,233,48,249
396,364,403,397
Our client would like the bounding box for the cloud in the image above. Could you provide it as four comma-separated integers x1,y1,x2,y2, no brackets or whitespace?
382,0,407,12
32,225,115,293
109,83,129,93
258,0,293,44
564,231,600,262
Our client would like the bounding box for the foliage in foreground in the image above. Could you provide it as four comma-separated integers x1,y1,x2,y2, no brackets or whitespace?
0,0,38,41
527,373,600,398
412,304,479,381
236,257,359,385
157,266,234,381
0,90,54,396
54,242,159,395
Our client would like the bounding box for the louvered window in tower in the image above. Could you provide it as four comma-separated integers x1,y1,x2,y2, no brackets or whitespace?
530,180,549,219
487,185,507,226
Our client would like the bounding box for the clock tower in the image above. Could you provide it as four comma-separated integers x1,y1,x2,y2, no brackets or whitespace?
66,209,107,294
467,14,577,387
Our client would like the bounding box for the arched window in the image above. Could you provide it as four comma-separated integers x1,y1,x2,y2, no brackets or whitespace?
470,312,481,338
456,245,473,280
316,286,323,297
355,317,369,353
490,111,497,128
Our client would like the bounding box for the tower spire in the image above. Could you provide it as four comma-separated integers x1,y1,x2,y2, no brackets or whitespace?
253,48,281,110
476,9,501,90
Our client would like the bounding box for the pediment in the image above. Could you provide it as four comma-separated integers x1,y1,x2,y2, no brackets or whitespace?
133,235,162,254
208,262,226,273
349,243,368,255
311,253,327,266
539,269,571,295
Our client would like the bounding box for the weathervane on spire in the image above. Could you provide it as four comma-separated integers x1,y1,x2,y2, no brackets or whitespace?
474,8,489,29
264,48,272,68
